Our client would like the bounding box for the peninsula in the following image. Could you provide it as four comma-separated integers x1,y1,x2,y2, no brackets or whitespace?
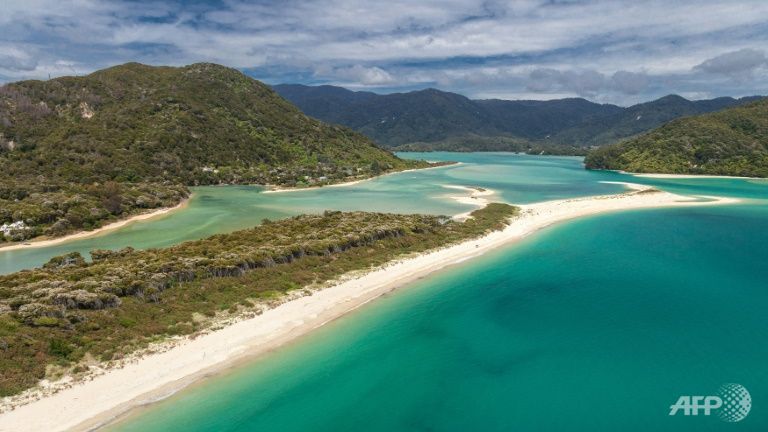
0,185,738,432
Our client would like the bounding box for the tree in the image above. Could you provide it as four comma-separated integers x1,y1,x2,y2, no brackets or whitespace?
370,159,382,175
101,181,123,215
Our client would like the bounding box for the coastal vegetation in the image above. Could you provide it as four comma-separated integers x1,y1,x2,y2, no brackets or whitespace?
0,203,517,396
0,63,424,243
585,98,768,177
394,135,587,155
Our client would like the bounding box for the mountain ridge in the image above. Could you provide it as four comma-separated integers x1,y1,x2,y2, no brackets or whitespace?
273,83,762,150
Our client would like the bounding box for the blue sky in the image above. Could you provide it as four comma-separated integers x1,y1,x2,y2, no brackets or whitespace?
1,0,767,105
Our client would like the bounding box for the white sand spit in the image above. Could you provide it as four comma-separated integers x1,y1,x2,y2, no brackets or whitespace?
0,185,739,432
0,199,189,253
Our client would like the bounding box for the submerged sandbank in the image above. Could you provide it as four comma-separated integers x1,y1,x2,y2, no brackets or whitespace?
443,185,496,220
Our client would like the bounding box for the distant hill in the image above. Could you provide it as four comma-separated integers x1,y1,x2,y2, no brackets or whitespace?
273,84,761,151
275,85,512,146
274,84,621,147
474,97,622,142
585,98,768,177
549,94,765,146
269,84,379,127
0,63,416,241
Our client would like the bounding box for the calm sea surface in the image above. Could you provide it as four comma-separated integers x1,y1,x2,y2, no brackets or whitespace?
3,153,766,274
3,153,767,430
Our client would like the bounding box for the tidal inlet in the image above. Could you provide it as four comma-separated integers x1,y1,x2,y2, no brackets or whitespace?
1,2,767,432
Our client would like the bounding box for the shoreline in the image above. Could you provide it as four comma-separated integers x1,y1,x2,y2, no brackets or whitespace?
0,161,455,253
0,186,741,432
443,185,496,220
599,168,766,180
627,171,765,180
0,198,190,253
263,162,459,194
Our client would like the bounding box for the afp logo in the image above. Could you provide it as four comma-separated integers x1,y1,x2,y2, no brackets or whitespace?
669,383,752,422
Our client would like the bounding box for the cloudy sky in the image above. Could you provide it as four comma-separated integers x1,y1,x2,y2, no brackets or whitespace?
1,0,767,105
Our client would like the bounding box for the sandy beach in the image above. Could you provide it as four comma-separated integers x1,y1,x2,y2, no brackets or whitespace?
631,173,765,180
0,184,740,432
0,199,190,253
443,185,496,220
263,163,458,194
262,176,369,193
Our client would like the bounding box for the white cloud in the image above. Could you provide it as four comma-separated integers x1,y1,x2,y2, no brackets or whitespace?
1,0,767,102
610,71,649,95
0,46,37,72
524,68,649,97
694,48,768,76
322,65,396,86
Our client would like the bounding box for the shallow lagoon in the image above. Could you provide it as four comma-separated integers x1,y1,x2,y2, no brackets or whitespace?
1,154,629,274
7,152,766,274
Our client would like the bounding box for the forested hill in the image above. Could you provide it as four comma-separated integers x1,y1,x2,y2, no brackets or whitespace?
547,94,763,147
273,84,761,151
273,84,620,147
584,98,768,177
0,63,417,242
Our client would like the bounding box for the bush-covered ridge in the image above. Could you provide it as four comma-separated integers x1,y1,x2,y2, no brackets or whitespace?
585,98,768,177
0,204,517,396
0,62,424,242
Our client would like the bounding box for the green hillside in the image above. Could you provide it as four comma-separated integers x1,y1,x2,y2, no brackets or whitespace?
585,99,768,177
0,63,418,241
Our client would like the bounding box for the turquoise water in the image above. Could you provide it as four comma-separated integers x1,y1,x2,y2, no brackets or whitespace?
1,154,630,274
400,152,768,201
111,203,768,431
2,153,767,429
5,152,765,274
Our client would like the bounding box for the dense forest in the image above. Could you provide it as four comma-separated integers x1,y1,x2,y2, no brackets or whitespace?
585,98,768,177
274,84,761,151
0,204,517,396
0,63,423,242
395,135,587,155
